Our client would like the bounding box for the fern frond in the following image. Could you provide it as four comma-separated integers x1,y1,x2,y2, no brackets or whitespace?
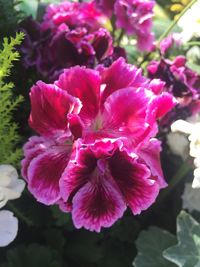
0,33,24,165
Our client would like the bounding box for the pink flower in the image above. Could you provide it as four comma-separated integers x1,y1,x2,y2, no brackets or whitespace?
95,0,155,51
22,58,175,230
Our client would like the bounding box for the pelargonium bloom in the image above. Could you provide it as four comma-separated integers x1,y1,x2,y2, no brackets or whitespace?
95,0,155,51
22,58,175,231
20,2,114,80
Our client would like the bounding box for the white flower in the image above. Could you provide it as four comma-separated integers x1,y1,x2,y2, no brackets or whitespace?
0,210,18,247
178,0,200,42
182,182,200,212
171,116,200,188
0,164,25,247
0,164,25,208
167,132,188,159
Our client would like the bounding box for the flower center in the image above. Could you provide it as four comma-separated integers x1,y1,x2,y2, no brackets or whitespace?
91,112,103,131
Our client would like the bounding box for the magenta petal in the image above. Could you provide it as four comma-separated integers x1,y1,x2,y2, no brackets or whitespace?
21,136,53,181
60,145,97,203
137,139,167,188
55,67,101,122
72,176,126,232
60,141,126,231
147,93,177,122
68,114,84,140
137,32,154,51
27,141,72,205
102,87,151,145
29,81,81,136
109,149,160,215
92,28,113,60
60,139,119,204
99,58,146,104
22,136,47,152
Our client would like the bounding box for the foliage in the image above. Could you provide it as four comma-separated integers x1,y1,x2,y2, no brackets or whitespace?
134,227,177,267
0,244,62,267
164,211,200,267
134,212,200,267
0,32,24,165
0,0,22,40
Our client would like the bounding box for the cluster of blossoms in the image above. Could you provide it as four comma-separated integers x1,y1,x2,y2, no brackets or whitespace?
0,165,25,247
20,1,116,80
21,58,176,232
95,0,155,51
20,0,156,81
147,38,200,128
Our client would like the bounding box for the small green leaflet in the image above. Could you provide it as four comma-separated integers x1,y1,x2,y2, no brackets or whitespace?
164,211,200,267
133,226,177,267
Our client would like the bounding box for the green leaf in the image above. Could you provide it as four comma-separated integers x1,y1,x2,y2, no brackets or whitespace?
18,0,38,18
164,211,200,267
133,226,177,267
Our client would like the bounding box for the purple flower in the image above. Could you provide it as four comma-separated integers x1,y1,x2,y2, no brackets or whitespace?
19,17,50,68
19,2,113,81
148,56,200,126
148,56,199,103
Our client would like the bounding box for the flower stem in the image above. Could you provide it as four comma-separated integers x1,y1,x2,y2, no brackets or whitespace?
158,163,191,203
117,29,124,46
7,202,33,227
157,0,198,45
184,41,200,47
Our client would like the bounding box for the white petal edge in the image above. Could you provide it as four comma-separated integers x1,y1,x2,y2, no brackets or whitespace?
0,210,18,247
